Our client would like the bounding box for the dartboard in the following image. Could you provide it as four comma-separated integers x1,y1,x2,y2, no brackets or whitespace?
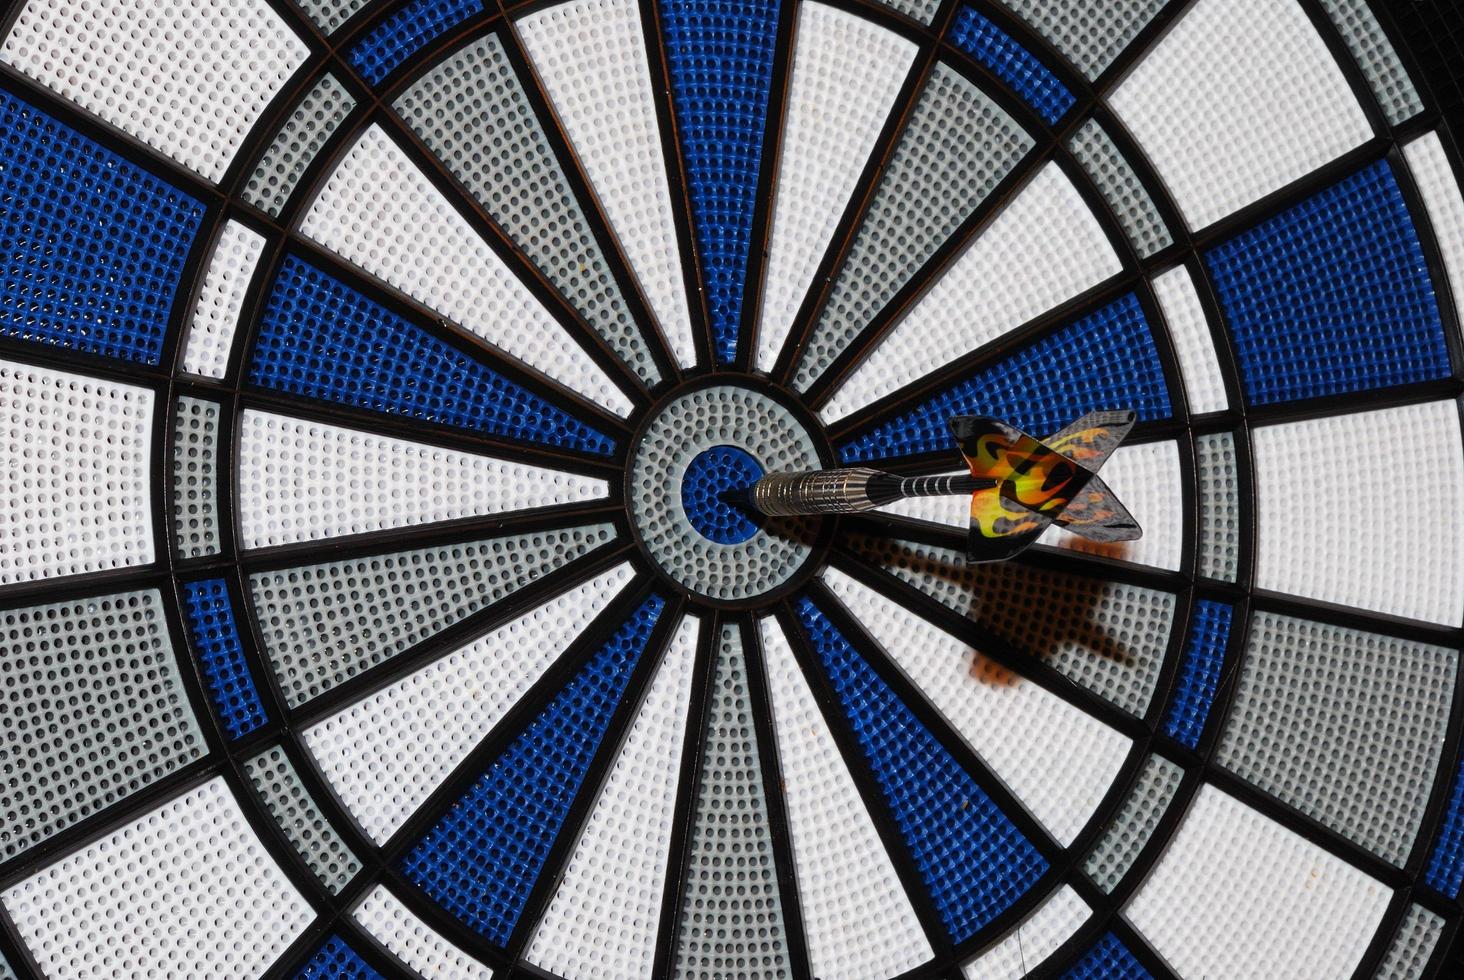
2,0,1464,976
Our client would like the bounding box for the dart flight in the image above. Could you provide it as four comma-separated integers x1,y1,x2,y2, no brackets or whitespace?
738,410,1143,563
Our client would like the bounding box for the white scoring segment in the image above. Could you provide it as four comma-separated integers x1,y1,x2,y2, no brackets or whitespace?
0,0,309,182
962,885,1091,979
1404,132,1464,341
183,220,266,380
353,886,496,979
304,563,635,844
236,410,607,549
0,361,155,587
1252,400,1464,626
525,614,699,980
822,162,1120,422
515,0,697,369
1152,263,1229,415
1109,0,1371,230
760,615,934,980
1126,783,1390,979
2,778,312,980
753,2,918,372
299,125,632,416
823,568,1131,846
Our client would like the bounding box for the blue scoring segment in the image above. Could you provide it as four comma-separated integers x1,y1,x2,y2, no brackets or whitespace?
949,7,1075,126
402,594,666,946
1206,158,1451,406
1161,600,1233,750
838,292,1170,464
1062,933,1154,980
660,0,781,364
0,89,205,365
250,255,615,456
294,935,384,980
794,596,1047,943
348,0,483,86
182,579,268,741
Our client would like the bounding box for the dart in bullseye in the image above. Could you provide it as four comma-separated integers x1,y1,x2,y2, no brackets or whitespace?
728,410,1143,563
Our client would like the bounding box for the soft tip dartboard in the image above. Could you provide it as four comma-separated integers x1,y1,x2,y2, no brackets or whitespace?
3,0,1464,976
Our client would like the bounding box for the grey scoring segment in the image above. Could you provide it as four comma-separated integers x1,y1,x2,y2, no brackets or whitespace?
1083,752,1183,891
630,385,820,601
243,744,362,894
1374,903,1445,980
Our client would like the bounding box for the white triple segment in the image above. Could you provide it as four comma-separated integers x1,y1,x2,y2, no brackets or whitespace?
2,778,312,979
184,220,266,379
0,0,309,182
236,410,607,549
516,0,696,368
526,614,699,979
305,563,635,844
1252,401,1464,626
1127,783,1390,979
299,125,631,415
1,361,155,586
1153,264,1228,415
823,568,1131,846
353,886,496,979
1109,0,1371,230
962,886,1091,980
753,3,918,371
760,616,933,979
1040,440,1184,571
823,163,1120,421
1405,132,1464,336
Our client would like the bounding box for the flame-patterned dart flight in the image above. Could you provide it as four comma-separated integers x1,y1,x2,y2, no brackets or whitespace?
739,410,1142,562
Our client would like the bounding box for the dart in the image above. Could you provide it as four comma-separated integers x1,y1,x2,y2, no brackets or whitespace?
733,410,1143,562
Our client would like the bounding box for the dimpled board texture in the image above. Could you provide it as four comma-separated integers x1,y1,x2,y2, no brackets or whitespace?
243,744,363,893
674,625,792,980
251,524,614,708
353,886,496,979
395,35,660,385
1215,611,1456,864
1083,753,1183,892
0,590,205,862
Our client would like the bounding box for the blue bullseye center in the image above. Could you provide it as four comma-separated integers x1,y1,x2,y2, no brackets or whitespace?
681,446,765,544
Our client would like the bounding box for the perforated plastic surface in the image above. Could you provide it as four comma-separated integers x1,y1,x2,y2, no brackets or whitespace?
0,91,204,365
394,35,660,385
753,2,917,372
2,1,1462,975
674,624,792,980
795,61,1033,392
1083,753,1183,892
1,589,205,862
949,7,1074,125
1216,611,1456,864
3,778,312,980
243,744,362,893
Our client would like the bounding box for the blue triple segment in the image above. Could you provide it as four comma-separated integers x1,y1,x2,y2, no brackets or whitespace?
1206,158,1451,406
349,0,484,86
949,7,1075,126
294,935,384,979
838,292,1170,463
250,255,616,456
1426,754,1464,898
182,579,268,741
1062,933,1154,980
659,0,781,363
794,596,1047,943
0,89,206,365
402,595,666,945
1161,600,1234,750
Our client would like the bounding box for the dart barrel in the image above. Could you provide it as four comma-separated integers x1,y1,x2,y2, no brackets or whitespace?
744,468,886,516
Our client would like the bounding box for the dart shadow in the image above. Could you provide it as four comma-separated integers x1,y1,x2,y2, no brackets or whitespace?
889,545,1140,688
